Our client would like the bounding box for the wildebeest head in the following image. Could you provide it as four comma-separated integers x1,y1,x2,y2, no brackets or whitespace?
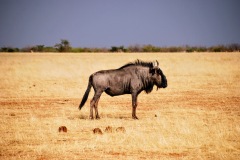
150,60,168,89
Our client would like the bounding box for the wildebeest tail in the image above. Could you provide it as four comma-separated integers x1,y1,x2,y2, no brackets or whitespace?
79,75,93,110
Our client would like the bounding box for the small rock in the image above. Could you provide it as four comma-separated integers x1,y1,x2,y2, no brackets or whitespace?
58,126,67,133
155,114,157,117
93,128,103,135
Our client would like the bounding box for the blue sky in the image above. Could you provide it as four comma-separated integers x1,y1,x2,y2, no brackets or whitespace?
0,0,240,48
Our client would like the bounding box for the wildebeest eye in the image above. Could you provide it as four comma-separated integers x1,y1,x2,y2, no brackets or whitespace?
157,69,162,75
149,68,155,75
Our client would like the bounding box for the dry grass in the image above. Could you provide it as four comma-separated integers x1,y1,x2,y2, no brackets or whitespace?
0,52,239,159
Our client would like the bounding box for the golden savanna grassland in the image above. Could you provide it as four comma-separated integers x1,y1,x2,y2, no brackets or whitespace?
0,52,239,159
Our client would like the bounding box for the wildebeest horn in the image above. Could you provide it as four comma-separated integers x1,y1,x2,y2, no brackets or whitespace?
156,60,159,67
152,61,157,67
153,60,159,68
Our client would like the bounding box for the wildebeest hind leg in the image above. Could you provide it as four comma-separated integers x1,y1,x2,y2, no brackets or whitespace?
90,91,102,119
94,98,101,119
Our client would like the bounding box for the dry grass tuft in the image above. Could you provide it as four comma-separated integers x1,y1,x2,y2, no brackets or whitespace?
105,126,113,133
116,127,126,133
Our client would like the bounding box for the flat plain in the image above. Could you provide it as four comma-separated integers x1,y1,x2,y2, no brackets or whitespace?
0,52,239,159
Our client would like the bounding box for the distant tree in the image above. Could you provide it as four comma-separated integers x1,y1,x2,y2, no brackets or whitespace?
209,45,226,52
1,47,9,52
118,46,125,52
21,46,35,52
143,45,161,52
227,43,240,52
26,45,45,52
11,48,19,52
127,45,143,52
43,46,57,52
110,46,118,52
1,47,19,52
35,45,44,52
55,39,71,52
71,47,83,53
168,46,183,52
110,46,126,52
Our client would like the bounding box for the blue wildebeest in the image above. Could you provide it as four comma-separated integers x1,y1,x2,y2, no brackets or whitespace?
79,60,167,119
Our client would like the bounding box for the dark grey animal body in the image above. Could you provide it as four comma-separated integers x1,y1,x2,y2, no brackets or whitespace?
79,60,167,119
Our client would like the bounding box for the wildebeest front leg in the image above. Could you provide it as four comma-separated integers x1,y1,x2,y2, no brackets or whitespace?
90,91,102,119
131,93,138,119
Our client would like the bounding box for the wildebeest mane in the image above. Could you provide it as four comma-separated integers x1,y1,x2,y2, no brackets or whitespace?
118,59,153,70
118,59,154,94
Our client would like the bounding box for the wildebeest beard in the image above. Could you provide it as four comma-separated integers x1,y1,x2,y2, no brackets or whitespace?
140,75,154,94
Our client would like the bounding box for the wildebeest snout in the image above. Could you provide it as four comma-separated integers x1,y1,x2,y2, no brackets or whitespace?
161,75,168,88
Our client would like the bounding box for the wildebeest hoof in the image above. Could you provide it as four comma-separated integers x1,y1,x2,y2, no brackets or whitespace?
89,116,94,120
132,116,139,120
96,116,100,120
